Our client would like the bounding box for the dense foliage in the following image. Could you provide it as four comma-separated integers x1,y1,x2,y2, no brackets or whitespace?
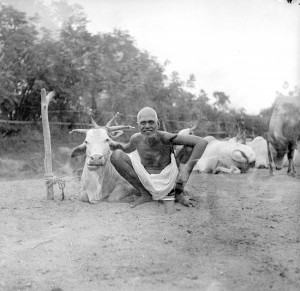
0,2,294,138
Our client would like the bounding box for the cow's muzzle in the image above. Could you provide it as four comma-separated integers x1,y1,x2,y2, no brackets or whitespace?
86,155,105,170
240,161,256,173
249,161,255,168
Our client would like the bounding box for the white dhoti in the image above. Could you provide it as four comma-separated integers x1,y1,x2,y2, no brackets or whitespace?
128,150,179,200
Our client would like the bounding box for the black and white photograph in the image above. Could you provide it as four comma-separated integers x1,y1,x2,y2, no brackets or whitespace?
0,0,299,290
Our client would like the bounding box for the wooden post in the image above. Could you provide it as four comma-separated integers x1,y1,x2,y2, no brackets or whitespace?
41,89,56,200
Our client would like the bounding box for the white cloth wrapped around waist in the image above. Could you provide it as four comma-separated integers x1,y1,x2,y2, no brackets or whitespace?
127,150,179,200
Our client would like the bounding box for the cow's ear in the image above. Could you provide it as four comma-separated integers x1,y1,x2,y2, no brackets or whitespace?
71,144,86,157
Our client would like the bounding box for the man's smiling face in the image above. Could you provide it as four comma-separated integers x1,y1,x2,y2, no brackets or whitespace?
137,108,159,137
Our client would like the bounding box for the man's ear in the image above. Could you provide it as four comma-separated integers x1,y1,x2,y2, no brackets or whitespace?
157,120,160,128
71,144,86,157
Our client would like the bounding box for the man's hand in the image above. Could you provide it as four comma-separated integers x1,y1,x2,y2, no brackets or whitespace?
175,192,198,207
174,180,198,207
108,140,122,151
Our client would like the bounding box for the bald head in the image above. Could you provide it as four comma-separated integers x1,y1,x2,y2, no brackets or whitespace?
137,107,158,123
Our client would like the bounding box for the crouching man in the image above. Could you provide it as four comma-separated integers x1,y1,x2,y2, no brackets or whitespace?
109,107,208,208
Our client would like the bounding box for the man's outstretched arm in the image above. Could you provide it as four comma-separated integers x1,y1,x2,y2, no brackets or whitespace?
109,134,137,153
172,135,208,206
173,135,208,175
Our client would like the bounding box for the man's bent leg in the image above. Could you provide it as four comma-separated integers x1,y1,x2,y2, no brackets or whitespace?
174,146,198,207
110,150,152,207
175,145,193,165
175,145,193,190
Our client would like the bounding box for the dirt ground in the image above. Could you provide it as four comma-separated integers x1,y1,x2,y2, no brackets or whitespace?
0,166,300,291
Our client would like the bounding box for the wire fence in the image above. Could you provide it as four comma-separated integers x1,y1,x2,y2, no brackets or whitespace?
0,109,231,138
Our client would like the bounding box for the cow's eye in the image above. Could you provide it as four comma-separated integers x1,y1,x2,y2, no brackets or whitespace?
105,138,109,142
84,140,88,144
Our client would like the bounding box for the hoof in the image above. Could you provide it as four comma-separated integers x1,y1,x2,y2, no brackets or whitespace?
79,192,89,202
287,172,296,177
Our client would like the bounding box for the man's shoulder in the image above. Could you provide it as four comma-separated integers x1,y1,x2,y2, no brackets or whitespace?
157,130,172,137
157,131,177,144
130,132,143,141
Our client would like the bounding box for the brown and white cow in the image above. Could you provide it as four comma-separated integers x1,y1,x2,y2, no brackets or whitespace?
70,117,137,203
267,95,300,176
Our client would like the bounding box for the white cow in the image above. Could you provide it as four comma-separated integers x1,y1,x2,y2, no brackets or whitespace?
242,136,269,169
177,122,198,136
175,122,198,155
193,136,256,174
70,118,137,203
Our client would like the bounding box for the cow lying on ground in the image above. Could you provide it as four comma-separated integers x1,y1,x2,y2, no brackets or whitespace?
230,136,269,169
70,118,137,203
267,95,300,176
246,137,269,169
193,136,256,174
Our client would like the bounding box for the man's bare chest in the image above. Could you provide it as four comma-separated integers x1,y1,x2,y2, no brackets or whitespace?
136,143,172,169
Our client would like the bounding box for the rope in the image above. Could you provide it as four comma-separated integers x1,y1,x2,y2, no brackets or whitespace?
45,173,66,200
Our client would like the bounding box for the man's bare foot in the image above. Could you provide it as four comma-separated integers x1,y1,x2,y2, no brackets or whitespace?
120,195,135,203
130,193,152,208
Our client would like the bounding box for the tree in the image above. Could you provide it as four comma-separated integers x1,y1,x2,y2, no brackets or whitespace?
212,91,231,113
0,3,90,121
186,74,195,89
3,2,259,135
0,4,40,120
4,0,83,38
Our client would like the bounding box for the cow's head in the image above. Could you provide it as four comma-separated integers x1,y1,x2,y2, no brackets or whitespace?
266,131,288,170
268,142,286,170
231,143,256,173
178,121,198,136
70,114,134,171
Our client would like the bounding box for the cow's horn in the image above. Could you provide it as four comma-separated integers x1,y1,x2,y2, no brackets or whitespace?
108,125,135,132
190,120,199,131
91,117,100,128
106,112,120,127
69,129,88,134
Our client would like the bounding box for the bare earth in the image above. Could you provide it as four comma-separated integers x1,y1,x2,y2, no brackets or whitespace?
0,168,300,291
